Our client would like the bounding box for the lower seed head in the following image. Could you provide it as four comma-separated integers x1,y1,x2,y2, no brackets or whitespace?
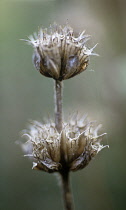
21,115,108,173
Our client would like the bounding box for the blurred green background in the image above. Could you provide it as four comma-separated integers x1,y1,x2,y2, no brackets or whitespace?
1,0,126,209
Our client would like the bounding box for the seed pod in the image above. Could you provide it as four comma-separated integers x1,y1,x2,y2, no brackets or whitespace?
21,115,108,173
23,24,98,80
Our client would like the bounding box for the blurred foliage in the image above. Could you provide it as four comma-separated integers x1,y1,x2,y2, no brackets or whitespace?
1,0,126,209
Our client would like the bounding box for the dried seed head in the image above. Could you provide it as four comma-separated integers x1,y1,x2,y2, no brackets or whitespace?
21,115,108,173
23,23,98,80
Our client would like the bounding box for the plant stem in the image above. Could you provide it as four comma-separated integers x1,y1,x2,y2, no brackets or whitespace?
54,80,74,209
60,170,74,210
54,80,63,133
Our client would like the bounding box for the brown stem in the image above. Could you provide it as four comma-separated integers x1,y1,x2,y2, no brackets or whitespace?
54,80,74,209
54,80,63,133
60,170,74,210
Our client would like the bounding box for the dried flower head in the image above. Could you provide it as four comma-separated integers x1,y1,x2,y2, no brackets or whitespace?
23,23,98,80
21,115,108,173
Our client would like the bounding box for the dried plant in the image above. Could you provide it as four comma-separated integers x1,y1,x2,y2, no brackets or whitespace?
20,23,108,210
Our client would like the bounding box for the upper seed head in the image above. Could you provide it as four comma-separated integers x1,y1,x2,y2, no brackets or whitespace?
23,23,98,80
